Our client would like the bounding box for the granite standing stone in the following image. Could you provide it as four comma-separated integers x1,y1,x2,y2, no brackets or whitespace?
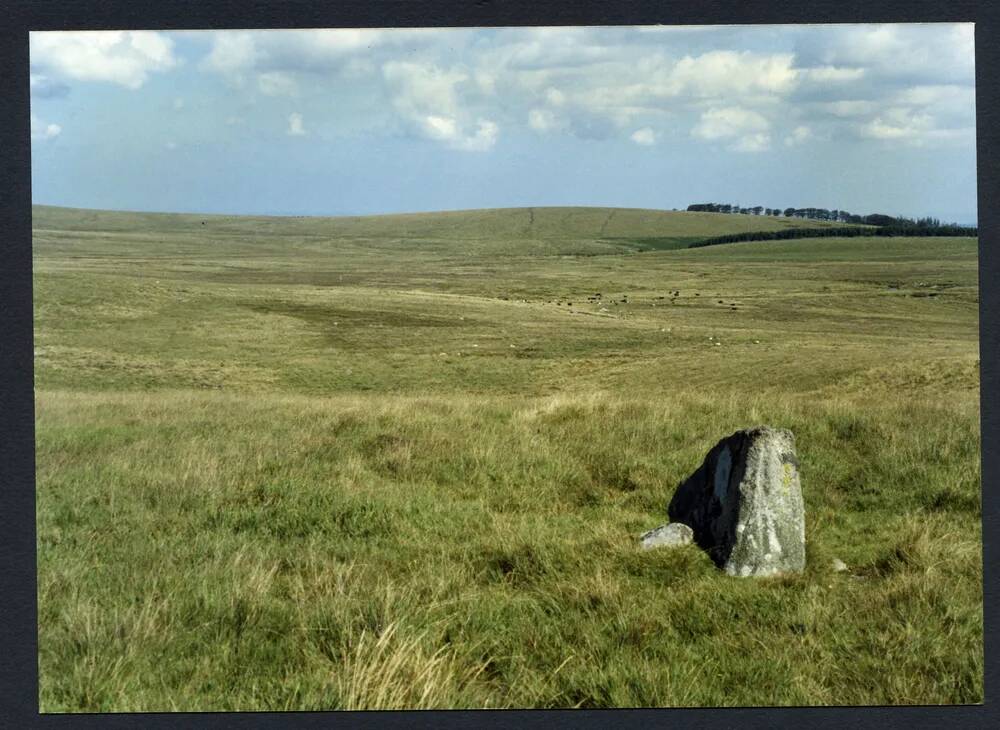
667,426,806,577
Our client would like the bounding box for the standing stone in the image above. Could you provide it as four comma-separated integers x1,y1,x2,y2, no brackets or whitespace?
667,426,805,577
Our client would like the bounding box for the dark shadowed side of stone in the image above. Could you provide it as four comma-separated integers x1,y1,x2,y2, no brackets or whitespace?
667,426,805,577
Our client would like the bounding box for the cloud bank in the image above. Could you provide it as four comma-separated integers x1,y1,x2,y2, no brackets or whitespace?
31,25,973,154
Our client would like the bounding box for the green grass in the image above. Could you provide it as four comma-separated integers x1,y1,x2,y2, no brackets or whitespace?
33,205,982,710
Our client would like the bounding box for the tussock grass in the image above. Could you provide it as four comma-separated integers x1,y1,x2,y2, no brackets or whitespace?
335,620,492,710
33,206,982,710
35,389,982,710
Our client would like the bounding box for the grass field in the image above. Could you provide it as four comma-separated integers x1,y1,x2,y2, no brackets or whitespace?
32,205,982,710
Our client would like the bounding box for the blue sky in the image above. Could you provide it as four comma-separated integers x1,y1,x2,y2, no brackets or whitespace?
29,24,978,223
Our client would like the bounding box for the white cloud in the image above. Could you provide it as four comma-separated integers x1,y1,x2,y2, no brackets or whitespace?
192,25,974,152
165,141,178,150
200,29,814,149
692,106,771,152
784,125,812,146
258,71,298,96
630,127,656,146
30,114,61,141
490,28,615,71
276,28,445,66
418,115,497,151
514,50,799,136
861,117,916,140
201,32,257,78
200,28,446,81
545,88,566,106
382,61,470,117
819,100,877,117
857,107,952,145
692,106,769,140
29,73,69,98
474,70,497,94
786,25,973,149
287,112,306,136
381,60,498,150
172,97,185,110
30,31,177,89
667,51,799,98
923,127,975,143
456,119,499,152
894,84,974,108
732,133,770,152
636,25,717,34
848,103,972,147
422,114,458,140
950,24,975,66
799,23,974,84
528,108,565,133
342,57,377,79
802,66,865,83
288,28,383,59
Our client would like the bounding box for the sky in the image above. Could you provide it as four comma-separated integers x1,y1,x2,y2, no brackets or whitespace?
29,24,978,223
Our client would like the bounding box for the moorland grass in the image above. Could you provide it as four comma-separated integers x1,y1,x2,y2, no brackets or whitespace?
33,206,982,710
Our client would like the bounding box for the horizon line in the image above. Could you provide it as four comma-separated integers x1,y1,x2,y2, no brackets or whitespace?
30,201,979,227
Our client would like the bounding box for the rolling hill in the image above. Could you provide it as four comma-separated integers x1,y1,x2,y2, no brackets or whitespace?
31,204,851,249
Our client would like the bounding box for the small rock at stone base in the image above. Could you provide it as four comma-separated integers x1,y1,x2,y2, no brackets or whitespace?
831,558,849,573
640,522,694,550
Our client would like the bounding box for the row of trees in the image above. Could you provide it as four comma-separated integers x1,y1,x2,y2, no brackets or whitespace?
689,223,978,249
685,203,964,229
688,203,790,217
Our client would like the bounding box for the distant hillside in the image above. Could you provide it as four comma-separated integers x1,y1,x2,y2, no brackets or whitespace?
32,205,851,247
